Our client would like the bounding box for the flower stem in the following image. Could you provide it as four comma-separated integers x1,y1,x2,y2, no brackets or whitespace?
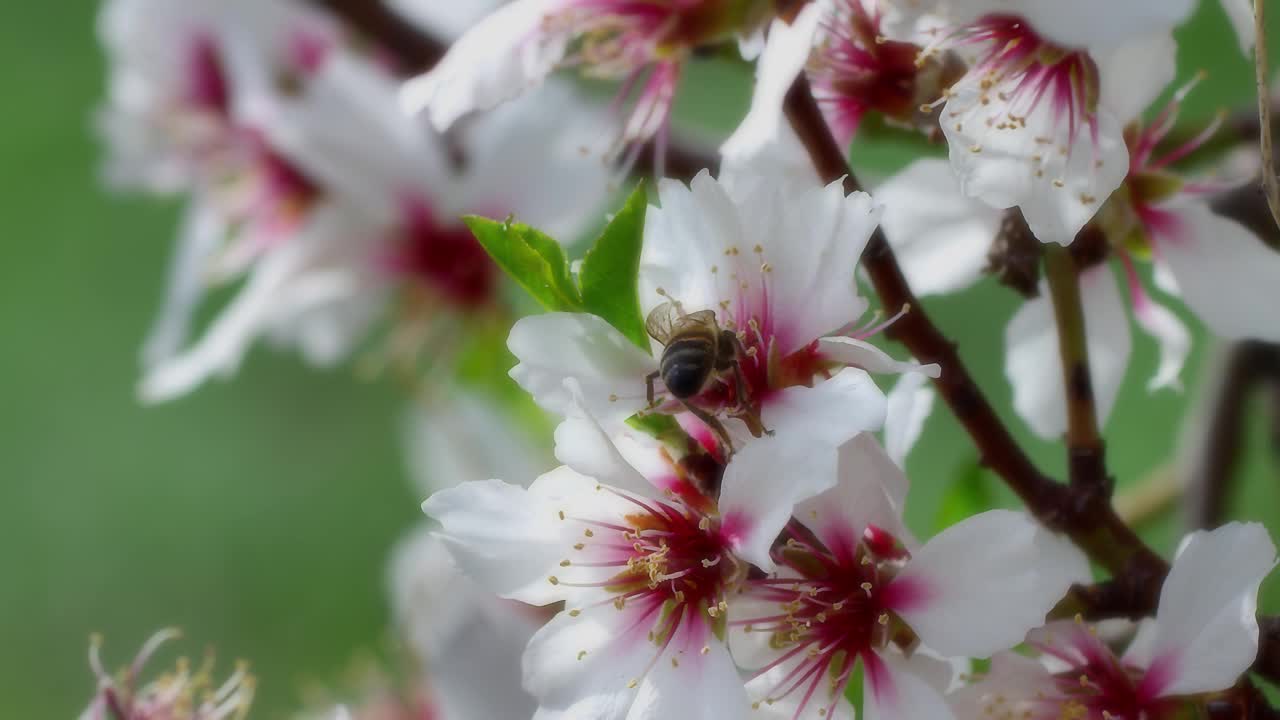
1043,243,1110,496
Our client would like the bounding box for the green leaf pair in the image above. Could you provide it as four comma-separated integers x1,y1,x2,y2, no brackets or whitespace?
463,183,651,351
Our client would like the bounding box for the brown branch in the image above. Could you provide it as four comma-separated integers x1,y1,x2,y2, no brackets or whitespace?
1044,243,1112,496
309,0,446,73
305,2,1280,693
1185,342,1280,529
781,73,1165,581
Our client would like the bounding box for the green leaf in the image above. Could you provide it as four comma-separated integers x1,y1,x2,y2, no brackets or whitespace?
626,413,691,454
463,216,582,312
579,183,650,349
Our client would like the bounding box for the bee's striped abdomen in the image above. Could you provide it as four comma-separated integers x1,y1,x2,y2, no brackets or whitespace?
660,336,715,399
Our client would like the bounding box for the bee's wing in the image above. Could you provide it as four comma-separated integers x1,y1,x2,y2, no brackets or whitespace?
645,301,680,344
682,310,717,330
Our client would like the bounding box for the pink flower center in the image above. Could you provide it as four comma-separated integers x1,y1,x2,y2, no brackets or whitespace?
734,528,910,718
1117,76,1225,251
387,199,497,308
184,33,231,118
547,0,766,153
554,0,760,72
947,15,1100,141
235,132,323,243
553,488,740,675
1019,623,1180,720
809,0,933,143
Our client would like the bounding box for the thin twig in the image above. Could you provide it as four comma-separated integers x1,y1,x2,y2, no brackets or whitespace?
1044,243,1111,495
1188,343,1262,529
1256,0,1280,231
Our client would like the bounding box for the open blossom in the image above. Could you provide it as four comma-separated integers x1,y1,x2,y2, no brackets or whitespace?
130,18,614,401
1005,81,1280,438
401,0,774,156
877,76,1280,438
723,0,963,171
97,0,335,197
98,0,339,378
422,381,877,720
953,523,1277,720
729,434,1089,719
907,0,1196,245
80,630,254,720
508,169,937,451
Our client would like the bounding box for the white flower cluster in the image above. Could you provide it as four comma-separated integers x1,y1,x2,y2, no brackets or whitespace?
89,0,1280,718
98,0,614,402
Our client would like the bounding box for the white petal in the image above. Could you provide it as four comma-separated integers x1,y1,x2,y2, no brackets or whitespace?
884,370,936,468
819,337,941,378
727,583,803,671
1147,522,1277,697
948,651,1056,720
448,81,617,243
1128,282,1191,392
1120,617,1162,669
1004,267,1132,438
386,528,537,719
508,312,656,431
1158,206,1280,342
763,367,890,445
1095,32,1178,127
795,434,914,556
553,381,659,497
740,647,856,719
639,173,876,357
876,158,1000,296
989,0,1195,50
941,78,1128,246
720,5,823,180
863,651,957,720
140,200,226,367
136,231,313,403
1219,0,1257,53
400,0,568,131
263,50,447,219
387,0,504,40
523,602,652,720
892,510,1091,658
626,641,750,720
525,602,745,720
403,390,548,496
719,434,841,571
422,471,585,606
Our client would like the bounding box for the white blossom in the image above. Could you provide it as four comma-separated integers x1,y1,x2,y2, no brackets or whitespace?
127,21,613,401
953,523,1277,719
401,0,775,154
423,388,856,719
728,434,1090,719
509,169,937,450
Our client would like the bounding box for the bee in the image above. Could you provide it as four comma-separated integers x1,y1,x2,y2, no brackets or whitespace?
644,301,765,450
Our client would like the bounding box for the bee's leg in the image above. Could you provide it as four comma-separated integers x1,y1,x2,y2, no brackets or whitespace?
681,401,735,457
726,358,773,438
645,370,660,409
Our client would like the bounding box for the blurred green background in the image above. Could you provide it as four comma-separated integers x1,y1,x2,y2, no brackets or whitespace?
1,1,1278,717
